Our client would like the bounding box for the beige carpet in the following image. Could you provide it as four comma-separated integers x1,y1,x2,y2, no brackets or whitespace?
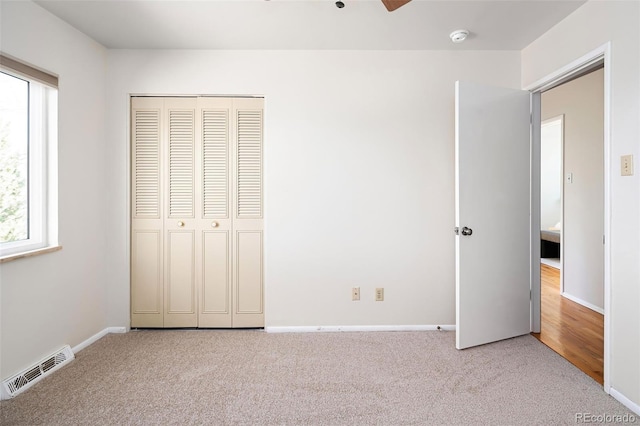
0,330,633,425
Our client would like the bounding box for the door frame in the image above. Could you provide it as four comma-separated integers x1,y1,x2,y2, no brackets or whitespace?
526,42,611,392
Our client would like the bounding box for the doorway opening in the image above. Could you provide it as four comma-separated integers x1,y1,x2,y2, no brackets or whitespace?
528,46,610,389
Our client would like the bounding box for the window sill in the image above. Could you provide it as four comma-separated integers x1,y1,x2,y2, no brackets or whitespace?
0,245,62,264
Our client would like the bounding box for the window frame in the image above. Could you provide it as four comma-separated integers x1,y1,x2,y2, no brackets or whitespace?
0,55,58,260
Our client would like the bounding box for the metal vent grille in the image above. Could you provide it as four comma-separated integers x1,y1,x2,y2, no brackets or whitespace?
2,345,74,398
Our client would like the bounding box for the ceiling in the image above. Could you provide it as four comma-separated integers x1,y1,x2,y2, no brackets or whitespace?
33,0,586,50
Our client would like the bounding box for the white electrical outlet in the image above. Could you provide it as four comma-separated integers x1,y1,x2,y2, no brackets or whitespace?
375,288,384,302
352,287,360,301
621,154,634,176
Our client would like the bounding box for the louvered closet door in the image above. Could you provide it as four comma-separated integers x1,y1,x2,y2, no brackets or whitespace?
131,96,264,329
131,97,164,327
232,98,264,328
164,98,198,327
196,98,233,327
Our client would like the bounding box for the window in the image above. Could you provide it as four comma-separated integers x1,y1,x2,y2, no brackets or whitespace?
0,55,58,258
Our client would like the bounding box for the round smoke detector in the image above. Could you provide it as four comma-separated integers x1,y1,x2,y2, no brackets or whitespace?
450,30,469,43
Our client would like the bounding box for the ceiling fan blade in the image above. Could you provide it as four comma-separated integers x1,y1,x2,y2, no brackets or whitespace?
381,0,412,12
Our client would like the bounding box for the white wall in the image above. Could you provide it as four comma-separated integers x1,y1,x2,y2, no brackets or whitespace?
542,69,604,310
523,0,640,407
0,2,108,378
9,0,636,411
105,50,521,329
540,119,562,230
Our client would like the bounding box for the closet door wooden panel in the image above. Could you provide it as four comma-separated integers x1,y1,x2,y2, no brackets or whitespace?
232,98,264,327
131,230,163,327
164,98,198,327
200,230,232,327
131,97,164,327
233,230,263,327
165,230,197,327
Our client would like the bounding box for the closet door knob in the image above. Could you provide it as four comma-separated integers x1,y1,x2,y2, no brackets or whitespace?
211,221,219,228
177,221,185,228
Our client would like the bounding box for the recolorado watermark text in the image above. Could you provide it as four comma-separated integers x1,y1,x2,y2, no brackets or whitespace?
575,413,637,424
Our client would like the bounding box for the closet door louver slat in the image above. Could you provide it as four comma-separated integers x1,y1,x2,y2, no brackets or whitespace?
133,110,160,218
202,110,229,218
236,110,263,219
168,110,195,218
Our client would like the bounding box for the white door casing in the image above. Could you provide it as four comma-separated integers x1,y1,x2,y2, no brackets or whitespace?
455,81,531,350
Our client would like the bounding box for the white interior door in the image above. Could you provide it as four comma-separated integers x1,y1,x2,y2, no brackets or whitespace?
455,81,531,349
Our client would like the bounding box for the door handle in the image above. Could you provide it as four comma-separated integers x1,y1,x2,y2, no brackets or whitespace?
461,226,473,236
177,221,185,228
211,221,218,228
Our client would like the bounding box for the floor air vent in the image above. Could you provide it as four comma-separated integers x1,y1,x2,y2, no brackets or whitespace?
1,345,74,399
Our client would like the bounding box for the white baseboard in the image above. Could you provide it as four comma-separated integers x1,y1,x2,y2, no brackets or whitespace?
265,325,455,333
609,387,640,416
561,292,605,315
71,326,128,354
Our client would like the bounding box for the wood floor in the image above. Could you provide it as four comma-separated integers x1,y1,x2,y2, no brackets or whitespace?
532,264,604,384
